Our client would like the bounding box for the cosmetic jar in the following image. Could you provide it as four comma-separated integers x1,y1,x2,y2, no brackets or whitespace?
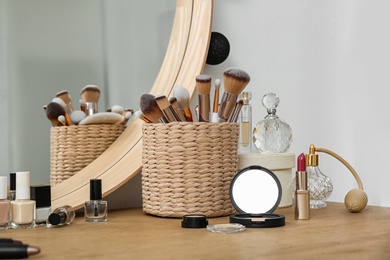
181,214,208,228
229,165,285,228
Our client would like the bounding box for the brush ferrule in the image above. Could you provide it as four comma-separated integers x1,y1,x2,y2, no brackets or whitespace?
85,102,98,116
218,92,238,122
198,93,210,122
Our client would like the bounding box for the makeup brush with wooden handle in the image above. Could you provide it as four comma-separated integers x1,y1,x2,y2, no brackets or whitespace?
140,94,168,123
46,102,66,127
169,96,187,122
218,68,250,122
52,97,73,126
211,78,221,123
172,86,193,122
81,84,100,116
195,74,212,122
56,90,74,113
155,95,180,122
228,99,244,123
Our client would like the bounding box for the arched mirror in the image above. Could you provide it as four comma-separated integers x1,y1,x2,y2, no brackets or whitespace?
51,0,213,209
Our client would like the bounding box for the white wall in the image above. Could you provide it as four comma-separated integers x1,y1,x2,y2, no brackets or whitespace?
204,0,390,207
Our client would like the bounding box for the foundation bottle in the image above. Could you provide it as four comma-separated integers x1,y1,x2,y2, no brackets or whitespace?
0,176,11,230
10,171,36,229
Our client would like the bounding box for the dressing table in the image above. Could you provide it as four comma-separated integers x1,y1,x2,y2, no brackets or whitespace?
5,202,390,259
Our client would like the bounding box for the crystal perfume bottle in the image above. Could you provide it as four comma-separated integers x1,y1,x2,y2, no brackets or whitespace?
253,93,292,153
84,179,107,222
306,145,333,208
239,92,252,153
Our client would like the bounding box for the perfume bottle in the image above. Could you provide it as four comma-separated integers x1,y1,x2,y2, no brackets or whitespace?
239,92,252,153
0,176,11,230
253,93,292,153
48,205,75,226
10,171,36,229
8,173,16,200
30,185,51,226
84,179,107,222
306,145,333,209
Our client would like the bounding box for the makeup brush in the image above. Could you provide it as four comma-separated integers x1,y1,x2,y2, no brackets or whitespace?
218,68,250,122
120,111,132,125
58,115,66,126
79,99,86,113
134,110,152,123
70,110,86,125
140,94,168,123
169,96,187,122
81,84,100,116
155,95,180,122
211,79,221,123
228,99,244,123
195,74,212,122
52,97,73,126
110,105,124,115
56,90,74,113
172,86,193,122
79,112,123,125
46,102,66,127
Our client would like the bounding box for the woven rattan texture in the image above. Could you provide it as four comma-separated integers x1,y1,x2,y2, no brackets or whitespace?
142,122,239,218
50,124,126,186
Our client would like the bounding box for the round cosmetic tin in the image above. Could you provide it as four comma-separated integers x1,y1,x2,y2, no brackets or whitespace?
181,214,208,228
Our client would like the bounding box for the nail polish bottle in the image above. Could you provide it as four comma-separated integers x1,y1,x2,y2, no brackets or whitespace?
10,171,36,229
0,176,11,230
8,173,16,200
84,179,107,222
30,185,51,226
47,205,75,226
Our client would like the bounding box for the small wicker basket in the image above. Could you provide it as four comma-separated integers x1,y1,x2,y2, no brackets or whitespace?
142,122,239,218
50,124,126,186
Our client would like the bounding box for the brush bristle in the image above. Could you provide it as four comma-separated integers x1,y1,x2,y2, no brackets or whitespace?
56,90,71,103
196,75,212,95
154,95,171,110
140,94,164,122
46,102,65,126
223,68,250,95
169,96,179,107
172,86,190,109
81,84,101,102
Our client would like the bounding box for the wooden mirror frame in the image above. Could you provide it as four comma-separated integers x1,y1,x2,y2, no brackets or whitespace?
51,0,214,210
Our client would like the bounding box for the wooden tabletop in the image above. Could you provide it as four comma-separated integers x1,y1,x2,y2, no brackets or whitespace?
4,202,390,259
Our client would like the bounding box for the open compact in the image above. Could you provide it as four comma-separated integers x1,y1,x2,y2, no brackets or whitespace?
229,165,285,228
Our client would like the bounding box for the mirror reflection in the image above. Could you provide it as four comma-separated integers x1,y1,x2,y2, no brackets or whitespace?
0,0,175,184
230,166,282,214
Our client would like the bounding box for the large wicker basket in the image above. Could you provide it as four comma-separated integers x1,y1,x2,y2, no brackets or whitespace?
142,122,239,218
50,124,126,186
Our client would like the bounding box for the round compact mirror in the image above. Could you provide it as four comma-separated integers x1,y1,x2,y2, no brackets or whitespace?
230,165,282,214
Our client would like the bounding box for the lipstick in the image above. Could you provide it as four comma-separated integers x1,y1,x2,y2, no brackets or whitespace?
294,153,310,220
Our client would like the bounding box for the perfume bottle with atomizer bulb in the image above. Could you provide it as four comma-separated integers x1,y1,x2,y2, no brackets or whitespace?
253,93,292,153
239,92,252,153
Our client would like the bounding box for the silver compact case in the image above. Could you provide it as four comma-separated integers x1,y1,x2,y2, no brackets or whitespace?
229,165,285,228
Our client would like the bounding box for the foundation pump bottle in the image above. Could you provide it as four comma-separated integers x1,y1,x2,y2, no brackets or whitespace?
0,176,11,230
84,179,107,222
10,171,36,229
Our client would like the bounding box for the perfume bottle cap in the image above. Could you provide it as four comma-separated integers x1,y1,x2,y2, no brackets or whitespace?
0,176,7,199
15,171,31,200
30,185,51,207
306,144,319,166
240,92,252,105
90,179,102,200
10,173,16,190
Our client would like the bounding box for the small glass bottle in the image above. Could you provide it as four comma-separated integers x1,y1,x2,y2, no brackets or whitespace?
84,179,107,222
306,145,333,209
10,171,36,229
253,93,292,153
0,176,11,230
239,92,252,153
8,173,16,200
30,185,51,226
47,205,75,226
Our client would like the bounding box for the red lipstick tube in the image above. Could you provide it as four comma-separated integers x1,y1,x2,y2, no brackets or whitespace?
295,153,310,220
